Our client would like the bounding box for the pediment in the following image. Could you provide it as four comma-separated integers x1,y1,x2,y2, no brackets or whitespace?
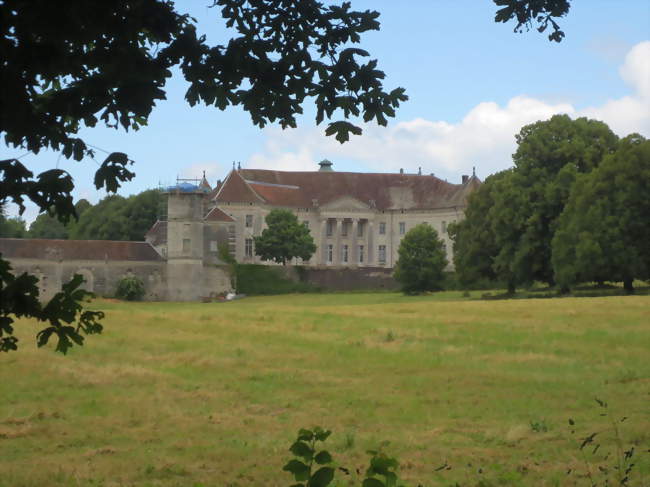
320,196,370,211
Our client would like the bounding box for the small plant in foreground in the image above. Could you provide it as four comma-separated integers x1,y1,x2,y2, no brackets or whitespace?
283,427,406,487
567,398,642,486
283,427,335,487
115,276,145,301
530,419,549,433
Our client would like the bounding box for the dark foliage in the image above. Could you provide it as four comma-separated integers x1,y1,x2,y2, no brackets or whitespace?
493,0,571,42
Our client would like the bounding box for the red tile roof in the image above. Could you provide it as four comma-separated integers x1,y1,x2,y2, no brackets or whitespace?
205,207,235,222
214,170,265,204
0,238,163,261
214,169,480,210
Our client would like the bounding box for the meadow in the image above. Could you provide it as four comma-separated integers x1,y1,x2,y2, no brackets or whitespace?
1,292,649,486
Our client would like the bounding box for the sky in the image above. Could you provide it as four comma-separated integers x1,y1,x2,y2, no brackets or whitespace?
3,1,650,224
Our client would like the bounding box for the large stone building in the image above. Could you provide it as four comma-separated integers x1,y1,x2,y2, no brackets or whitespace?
0,162,480,301
205,161,480,268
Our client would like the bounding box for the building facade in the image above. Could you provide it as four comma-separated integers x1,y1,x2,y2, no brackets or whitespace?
209,162,481,268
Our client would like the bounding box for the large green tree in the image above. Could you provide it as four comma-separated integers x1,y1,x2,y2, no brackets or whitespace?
552,134,650,293
28,199,91,239
394,224,448,294
70,190,162,241
0,213,27,238
490,115,618,289
449,170,510,288
254,210,316,265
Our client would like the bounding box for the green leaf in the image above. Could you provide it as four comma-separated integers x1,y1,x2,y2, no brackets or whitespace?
314,450,333,465
308,466,334,487
290,441,314,461
362,479,385,487
283,459,310,481
313,427,331,442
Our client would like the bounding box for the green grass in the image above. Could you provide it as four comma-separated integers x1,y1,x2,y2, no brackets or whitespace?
1,292,649,486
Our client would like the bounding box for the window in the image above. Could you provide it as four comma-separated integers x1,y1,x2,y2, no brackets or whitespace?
341,221,348,236
210,241,218,252
182,238,191,253
378,245,386,264
441,241,447,254
326,220,333,236
245,214,253,227
357,221,364,237
342,244,349,263
379,222,386,235
441,220,447,234
245,238,253,257
399,222,406,235
327,244,333,263
358,245,364,264
303,220,309,229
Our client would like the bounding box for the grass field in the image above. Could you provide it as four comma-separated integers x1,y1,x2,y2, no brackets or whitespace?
1,292,649,486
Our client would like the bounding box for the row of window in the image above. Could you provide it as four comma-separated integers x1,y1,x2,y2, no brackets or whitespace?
326,244,390,264
247,214,450,237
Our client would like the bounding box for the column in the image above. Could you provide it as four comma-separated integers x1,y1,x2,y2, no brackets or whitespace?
367,220,374,266
351,218,359,267
334,218,342,266
319,218,328,265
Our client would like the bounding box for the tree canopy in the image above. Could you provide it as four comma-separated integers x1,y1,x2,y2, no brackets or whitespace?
552,134,650,292
254,210,316,265
394,224,448,294
452,116,648,294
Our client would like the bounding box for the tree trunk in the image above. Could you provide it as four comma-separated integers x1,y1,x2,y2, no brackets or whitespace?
507,281,516,295
623,277,634,294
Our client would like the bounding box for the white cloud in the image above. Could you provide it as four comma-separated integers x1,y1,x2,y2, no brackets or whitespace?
247,41,650,180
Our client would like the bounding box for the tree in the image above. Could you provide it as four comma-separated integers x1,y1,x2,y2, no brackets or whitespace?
1,0,406,353
0,207,27,238
28,199,91,240
449,171,509,288
70,190,162,241
552,134,650,293
394,224,448,294
489,115,618,290
254,210,316,265
493,0,571,42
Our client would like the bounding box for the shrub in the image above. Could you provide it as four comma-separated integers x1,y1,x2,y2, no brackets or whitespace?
234,264,318,295
394,223,447,294
115,275,145,301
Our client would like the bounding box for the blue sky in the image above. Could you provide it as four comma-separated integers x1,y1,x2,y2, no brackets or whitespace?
4,1,650,223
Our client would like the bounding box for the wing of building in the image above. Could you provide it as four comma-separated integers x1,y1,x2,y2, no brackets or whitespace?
207,162,481,268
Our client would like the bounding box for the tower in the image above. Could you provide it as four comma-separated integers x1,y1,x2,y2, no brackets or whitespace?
164,181,207,301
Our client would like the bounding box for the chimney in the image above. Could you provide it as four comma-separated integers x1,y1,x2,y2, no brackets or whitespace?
399,168,404,174
462,175,469,184
318,159,333,172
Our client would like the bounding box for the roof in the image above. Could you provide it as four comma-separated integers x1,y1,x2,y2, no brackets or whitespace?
214,169,481,210
205,207,235,223
215,170,265,203
144,220,167,246
0,238,164,261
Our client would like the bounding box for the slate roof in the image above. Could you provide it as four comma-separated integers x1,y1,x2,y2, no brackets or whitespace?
0,238,163,261
215,169,480,210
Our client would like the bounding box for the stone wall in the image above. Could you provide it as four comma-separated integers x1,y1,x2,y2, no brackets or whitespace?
5,257,232,302
6,258,168,301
